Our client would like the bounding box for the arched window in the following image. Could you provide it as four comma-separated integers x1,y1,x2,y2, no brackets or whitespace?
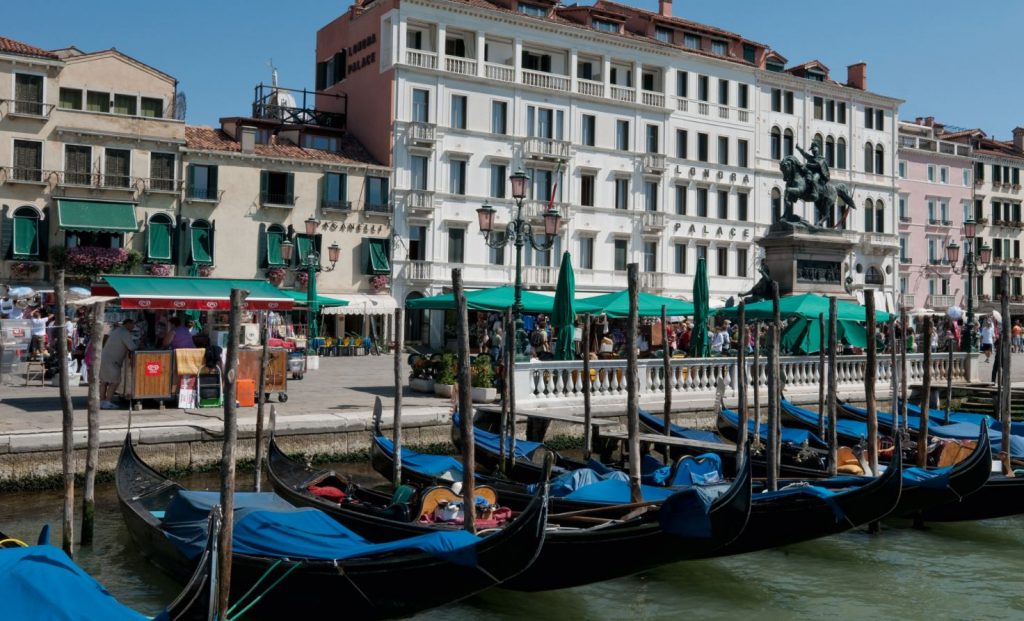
783,129,794,157
812,133,824,153
265,224,286,266
866,266,883,285
873,200,884,233
874,145,885,176
825,136,835,167
864,142,874,173
147,213,174,263
189,219,214,265
771,188,782,223
770,127,781,160
864,198,875,232
12,206,41,259
836,138,847,169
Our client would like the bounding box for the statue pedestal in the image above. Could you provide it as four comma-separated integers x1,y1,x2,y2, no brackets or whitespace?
759,229,855,300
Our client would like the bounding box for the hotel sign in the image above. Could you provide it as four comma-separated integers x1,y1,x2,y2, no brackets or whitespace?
347,33,377,75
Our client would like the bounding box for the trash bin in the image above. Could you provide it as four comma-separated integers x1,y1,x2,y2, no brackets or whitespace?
237,378,256,407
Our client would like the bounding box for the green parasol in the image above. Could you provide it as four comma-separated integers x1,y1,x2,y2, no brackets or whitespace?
575,291,694,318
780,318,868,354
717,293,892,323
405,286,555,314
690,257,710,357
552,251,576,360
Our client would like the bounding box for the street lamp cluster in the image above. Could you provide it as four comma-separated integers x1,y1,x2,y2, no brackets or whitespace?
476,169,562,361
945,217,992,352
280,217,340,341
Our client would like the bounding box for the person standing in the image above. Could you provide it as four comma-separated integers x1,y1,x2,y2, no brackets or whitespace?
980,319,995,363
28,309,49,359
1012,320,1023,354
100,319,137,409
162,316,196,350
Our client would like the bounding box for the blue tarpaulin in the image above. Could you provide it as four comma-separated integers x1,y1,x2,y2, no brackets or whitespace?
375,436,464,481
657,485,727,538
561,479,681,503
453,413,545,459
161,491,481,566
0,544,159,621
638,409,724,444
721,408,828,449
781,400,868,442
901,465,955,491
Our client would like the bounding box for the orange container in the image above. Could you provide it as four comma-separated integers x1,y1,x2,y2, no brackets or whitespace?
237,379,256,407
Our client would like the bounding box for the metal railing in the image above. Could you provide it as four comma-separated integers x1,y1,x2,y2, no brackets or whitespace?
144,177,179,193
1,166,46,183
102,174,132,189
321,199,352,212
365,202,393,215
260,192,295,207
186,185,220,201
1,99,54,118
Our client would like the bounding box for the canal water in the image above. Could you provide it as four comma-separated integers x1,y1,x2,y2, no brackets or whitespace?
2,461,1022,620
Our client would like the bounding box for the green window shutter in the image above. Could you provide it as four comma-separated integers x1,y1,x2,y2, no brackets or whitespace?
147,218,172,262
266,228,284,265
295,234,312,266
208,166,218,195
286,173,295,204
13,214,39,257
367,238,391,274
187,165,196,196
260,171,269,202
191,223,213,264
340,174,347,202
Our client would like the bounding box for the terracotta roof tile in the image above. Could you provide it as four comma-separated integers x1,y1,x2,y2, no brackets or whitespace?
0,35,60,60
185,126,382,167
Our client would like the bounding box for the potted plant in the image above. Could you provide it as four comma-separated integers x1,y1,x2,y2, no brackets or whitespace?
408,356,435,393
9,260,39,279
434,352,457,398
50,247,142,278
267,267,286,286
470,355,498,403
370,274,390,292
198,264,215,277
147,263,172,277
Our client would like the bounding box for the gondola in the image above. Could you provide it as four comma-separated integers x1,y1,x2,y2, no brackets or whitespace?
901,401,1024,435
116,435,547,619
372,429,903,565
0,516,218,621
781,398,871,445
278,433,754,591
919,472,1024,522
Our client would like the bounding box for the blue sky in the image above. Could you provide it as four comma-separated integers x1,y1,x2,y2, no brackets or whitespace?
6,0,1022,139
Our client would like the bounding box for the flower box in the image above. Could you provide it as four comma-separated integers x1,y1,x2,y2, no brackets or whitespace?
409,378,435,393
434,383,455,398
471,386,498,403
52,246,141,278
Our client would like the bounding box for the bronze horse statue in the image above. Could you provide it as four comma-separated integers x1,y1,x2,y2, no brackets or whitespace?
779,155,856,229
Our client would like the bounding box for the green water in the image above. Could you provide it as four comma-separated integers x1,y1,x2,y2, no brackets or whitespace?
2,463,1022,621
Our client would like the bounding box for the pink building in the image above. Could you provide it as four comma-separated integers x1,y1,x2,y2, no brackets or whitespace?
896,118,974,312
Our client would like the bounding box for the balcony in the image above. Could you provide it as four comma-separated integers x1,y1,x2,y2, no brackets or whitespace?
928,294,955,309
928,258,944,266
484,62,514,82
58,170,98,188
900,256,913,265
185,185,222,203
409,122,436,147
941,219,953,226
899,215,912,224
521,69,569,92
641,211,666,232
321,199,352,212
260,191,295,208
640,271,664,293
406,260,435,282
406,49,438,69
142,177,181,194
523,265,557,287
609,85,635,103
523,200,569,223
101,174,134,190
865,233,900,250
642,153,666,173
864,272,885,286
407,190,436,215
0,166,48,185
444,56,477,76
641,91,665,108
577,79,604,98
1,98,54,120
523,137,570,161
365,202,394,218
900,294,916,308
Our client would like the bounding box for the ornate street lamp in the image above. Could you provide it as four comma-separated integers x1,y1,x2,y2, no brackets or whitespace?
280,219,339,343
476,168,562,361
950,217,991,352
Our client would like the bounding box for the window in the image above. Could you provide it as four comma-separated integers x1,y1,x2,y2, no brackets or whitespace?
718,79,729,105
409,226,426,261
412,89,430,122
684,34,701,49
187,164,218,200
813,133,824,153
641,72,656,92
592,18,619,33
899,196,908,220
450,95,467,129
738,84,749,109
449,159,467,195
675,185,687,215
448,228,465,263
838,102,847,124
975,162,985,181
579,237,594,269
770,127,781,160
717,136,729,165
864,143,874,173
489,233,505,265
696,187,708,217
837,138,847,169
676,71,688,98
771,188,782,222
940,167,949,184
711,41,727,56
580,173,594,206
322,172,347,209
366,177,390,211
645,181,658,212
743,44,756,63
875,109,884,130
104,148,131,188
581,114,596,146
825,137,835,167
59,87,82,110
655,27,672,42
490,163,506,198
963,169,971,186
491,100,507,134
736,248,748,278
899,236,908,261
614,239,628,271
259,171,295,205
865,107,874,129
642,241,657,271
64,145,92,186
646,124,659,154
1015,168,1021,185
113,94,137,116
518,2,546,16
676,129,688,159
813,96,824,120
11,207,41,258
783,129,794,157
147,213,174,263
716,247,728,276
149,153,176,191
411,155,429,190
615,178,629,210
737,193,748,221
874,145,885,175
826,100,835,122
141,97,163,118
86,90,110,113
717,190,728,219
874,201,885,233
12,140,42,182
189,219,214,265
940,200,949,223
616,120,630,150
697,133,709,162
898,160,907,178
771,89,782,112
784,91,794,114
674,243,687,274
697,75,709,101
865,199,875,233
13,73,43,115
927,165,935,182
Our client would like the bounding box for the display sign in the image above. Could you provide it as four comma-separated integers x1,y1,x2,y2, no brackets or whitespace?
117,298,291,311
144,361,162,376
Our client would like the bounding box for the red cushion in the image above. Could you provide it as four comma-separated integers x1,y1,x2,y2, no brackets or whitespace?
307,485,346,501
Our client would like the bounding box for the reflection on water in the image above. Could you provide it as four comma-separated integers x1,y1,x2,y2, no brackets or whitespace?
1,461,1022,620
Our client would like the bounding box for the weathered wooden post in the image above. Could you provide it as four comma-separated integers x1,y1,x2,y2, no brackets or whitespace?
661,305,672,458
505,310,516,476
944,324,954,425
900,308,909,433
827,297,839,477
81,300,105,545
999,271,1013,476
453,269,476,532
865,292,878,475
736,302,748,463
253,311,270,492
218,287,248,615
890,316,899,433
393,308,404,489
766,282,781,489
582,313,593,460
54,270,75,556
818,313,826,439
626,264,643,504
752,321,762,447
918,316,932,468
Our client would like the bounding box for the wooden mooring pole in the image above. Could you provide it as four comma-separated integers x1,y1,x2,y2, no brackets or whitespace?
918,316,932,468
865,292,879,475
582,313,593,460
999,272,1014,476
55,270,75,556
253,311,270,492
661,305,672,458
827,297,839,477
82,300,105,545
218,287,247,614
736,302,748,463
818,313,826,439
900,308,909,433
393,308,404,489
505,309,516,476
752,321,762,448
626,264,643,504
890,316,899,433
453,269,476,532
766,283,781,489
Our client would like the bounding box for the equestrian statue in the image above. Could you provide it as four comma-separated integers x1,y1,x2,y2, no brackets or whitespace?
774,143,856,232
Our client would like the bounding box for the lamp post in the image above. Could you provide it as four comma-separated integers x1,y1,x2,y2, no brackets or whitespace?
476,169,562,361
947,216,991,352
280,217,340,342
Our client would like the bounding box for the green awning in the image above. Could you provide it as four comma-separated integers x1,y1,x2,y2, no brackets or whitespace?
368,238,390,275
715,293,892,323
780,317,868,355
575,290,695,318
281,290,350,307
57,199,138,232
406,286,556,313
94,276,294,311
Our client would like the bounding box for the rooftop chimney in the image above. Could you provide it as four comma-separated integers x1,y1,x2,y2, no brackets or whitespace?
658,0,672,17
240,125,257,154
924,116,935,127
846,62,867,91
1014,127,1024,152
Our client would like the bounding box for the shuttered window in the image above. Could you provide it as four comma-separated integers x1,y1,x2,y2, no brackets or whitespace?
104,149,131,188
140,97,163,118
12,207,41,258
147,214,173,262
65,145,92,185
14,73,43,115
13,140,42,182
190,220,214,264
113,94,137,116
260,171,295,206
266,225,285,266
86,91,110,113
59,88,82,110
